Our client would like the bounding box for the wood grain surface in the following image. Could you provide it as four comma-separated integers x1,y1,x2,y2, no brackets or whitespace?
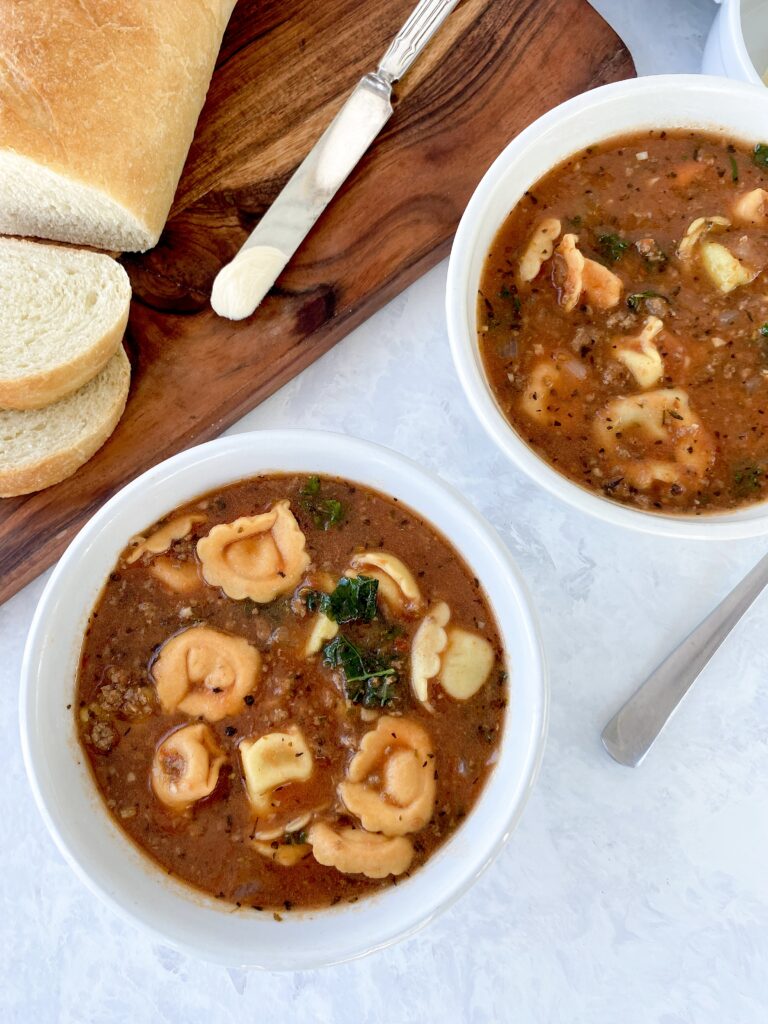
0,0,634,604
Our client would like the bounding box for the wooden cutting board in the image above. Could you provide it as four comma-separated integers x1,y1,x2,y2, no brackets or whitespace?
0,0,634,605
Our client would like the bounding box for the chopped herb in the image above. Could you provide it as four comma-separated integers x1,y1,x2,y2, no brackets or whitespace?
627,291,668,313
304,590,329,615
753,143,768,170
602,477,624,492
299,476,344,530
304,575,378,624
728,154,739,182
734,465,763,495
662,407,684,424
754,324,768,361
596,232,629,262
495,283,523,328
323,634,397,708
283,829,307,846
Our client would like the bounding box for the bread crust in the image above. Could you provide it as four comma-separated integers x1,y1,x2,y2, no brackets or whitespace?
0,1,236,251
0,347,130,497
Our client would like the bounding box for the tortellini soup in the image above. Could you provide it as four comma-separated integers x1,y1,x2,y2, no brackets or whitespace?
479,130,768,513
76,474,506,911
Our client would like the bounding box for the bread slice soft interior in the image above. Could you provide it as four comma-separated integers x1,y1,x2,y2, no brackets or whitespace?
0,238,131,410
0,346,130,497
0,153,153,253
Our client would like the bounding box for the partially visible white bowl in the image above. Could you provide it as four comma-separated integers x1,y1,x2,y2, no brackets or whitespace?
446,74,768,540
20,429,547,968
702,0,768,85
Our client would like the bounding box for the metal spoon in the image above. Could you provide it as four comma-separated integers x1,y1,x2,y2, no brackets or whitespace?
602,551,768,767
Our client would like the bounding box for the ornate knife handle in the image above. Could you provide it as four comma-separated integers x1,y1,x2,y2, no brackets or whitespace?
377,0,462,83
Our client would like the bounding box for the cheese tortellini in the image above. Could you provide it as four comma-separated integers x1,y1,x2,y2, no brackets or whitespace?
304,610,339,657
151,723,224,811
614,316,664,389
240,725,314,817
676,215,730,259
151,625,261,721
411,602,495,705
308,822,413,879
339,716,435,836
732,187,768,226
675,214,756,291
441,628,497,700
580,256,623,309
554,233,622,311
196,500,310,602
519,356,583,427
410,601,450,705
699,241,757,294
149,556,202,594
555,233,584,311
303,571,339,657
346,550,424,617
126,514,206,564
519,217,561,282
594,387,715,490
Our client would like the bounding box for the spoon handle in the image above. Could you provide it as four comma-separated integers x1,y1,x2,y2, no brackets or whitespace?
602,550,768,767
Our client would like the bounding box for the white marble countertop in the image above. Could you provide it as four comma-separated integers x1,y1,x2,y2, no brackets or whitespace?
4,2,767,1021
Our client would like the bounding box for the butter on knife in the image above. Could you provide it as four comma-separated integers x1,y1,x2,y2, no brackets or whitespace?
210,0,461,322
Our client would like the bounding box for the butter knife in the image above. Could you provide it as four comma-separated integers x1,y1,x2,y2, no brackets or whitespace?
211,0,461,320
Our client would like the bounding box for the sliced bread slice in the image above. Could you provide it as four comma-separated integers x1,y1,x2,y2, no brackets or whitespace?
0,346,130,497
0,238,131,410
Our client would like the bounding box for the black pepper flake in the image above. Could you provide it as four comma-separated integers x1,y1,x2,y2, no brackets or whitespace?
224,726,237,737
243,695,255,706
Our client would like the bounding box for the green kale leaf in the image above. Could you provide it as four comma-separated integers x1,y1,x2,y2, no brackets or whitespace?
299,475,343,530
304,575,378,624
323,634,397,708
596,232,629,262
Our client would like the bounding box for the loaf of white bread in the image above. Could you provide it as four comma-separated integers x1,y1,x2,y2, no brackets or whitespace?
0,239,132,496
0,0,237,252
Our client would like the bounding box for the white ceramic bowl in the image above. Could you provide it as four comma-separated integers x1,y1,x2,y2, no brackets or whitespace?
20,429,547,968
447,74,768,540
702,0,768,85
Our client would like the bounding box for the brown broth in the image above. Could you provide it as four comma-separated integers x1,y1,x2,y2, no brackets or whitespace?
75,474,506,911
479,129,768,513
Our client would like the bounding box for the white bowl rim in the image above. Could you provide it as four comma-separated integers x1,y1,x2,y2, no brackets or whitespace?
446,73,768,540
19,428,548,968
724,0,763,86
